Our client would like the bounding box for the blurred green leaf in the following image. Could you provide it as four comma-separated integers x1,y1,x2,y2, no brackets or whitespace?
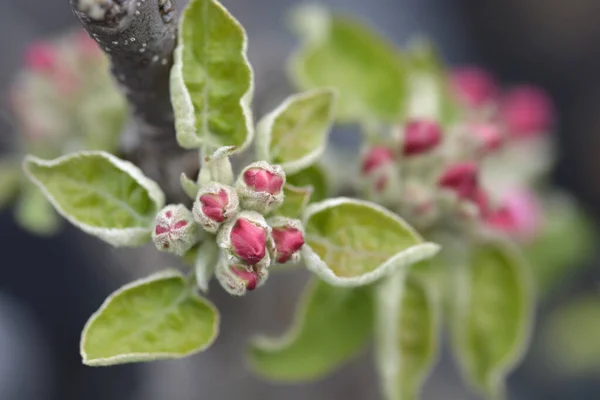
0,160,21,209
290,5,406,123
450,241,534,399
277,184,313,219
286,164,329,202
248,278,372,381
15,183,61,236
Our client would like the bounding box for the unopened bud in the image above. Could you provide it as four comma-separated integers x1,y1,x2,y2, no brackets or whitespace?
24,42,56,72
500,86,554,139
237,161,285,214
152,204,198,256
402,119,442,156
438,162,479,200
269,217,305,264
361,146,395,174
193,183,239,233
216,261,269,296
450,66,498,108
469,122,504,153
485,188,541,242
218,211,273,268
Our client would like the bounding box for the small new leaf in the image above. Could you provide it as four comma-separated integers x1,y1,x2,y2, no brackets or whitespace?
180,172,199,199
290,6,406,123
195,240,220,292
171,0,254,151
374,265,441,400
23,151,165,247
81,269,219,366
256,88,336,174
286,164,329,202
450,241,534,398
302,198,440,287
248,278,372,381
276,184,313,219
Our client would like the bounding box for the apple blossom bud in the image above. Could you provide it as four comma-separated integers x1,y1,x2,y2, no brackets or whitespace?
269,217,305,264
469,122,504,153
402,119,442,156
217,211,273,268
152,204,198,256
24,42,56,72
450,66,498,108
192,183,239,233
438,162,479,200
237,161,285,214
361,146,395,174
500,86,554,139
486,188,542,242
216,262,269,296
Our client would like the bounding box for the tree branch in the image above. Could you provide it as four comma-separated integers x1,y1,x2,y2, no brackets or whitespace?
70,0,195,202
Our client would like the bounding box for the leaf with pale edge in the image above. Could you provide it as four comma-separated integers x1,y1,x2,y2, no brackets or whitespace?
286,164,329,202
290,5,406,123
302,198,440,287
256,88,336,174
81,269,219,366
248,278,371,381
450,241,534,398
374,264,441,400
171,0,254,150
23,151,165,247
276,184,313,219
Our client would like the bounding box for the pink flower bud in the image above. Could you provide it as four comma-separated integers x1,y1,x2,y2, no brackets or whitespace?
269,218,305,264
500,86,554,139
402,119,442,156
218,211,272,267
216,262,269,296
192,183,239,233
152,204,198,256
237,162,286,214
469,122,504,153
438,162,479,200
24,42,56,72
486,188,542,242
361,146,395,174
450,66,498,108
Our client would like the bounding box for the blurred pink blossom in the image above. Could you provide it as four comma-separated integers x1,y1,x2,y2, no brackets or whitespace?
450,66,498,108
500,86,554,139
486,188,543,242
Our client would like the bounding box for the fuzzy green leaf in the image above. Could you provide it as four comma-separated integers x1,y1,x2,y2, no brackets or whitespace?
81,269,219,366
375,265,441,400
450,241,534,399
286,164,329,202
248,278,372,381
276,184,313,219
290,6,406,123
256,88,336,174
302,198,440,287
171,0,254,150
23,151,165,247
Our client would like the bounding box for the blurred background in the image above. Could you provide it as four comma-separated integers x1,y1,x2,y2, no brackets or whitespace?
1,0,599,399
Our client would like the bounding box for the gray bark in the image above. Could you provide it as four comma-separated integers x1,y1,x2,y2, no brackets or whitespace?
70,0,194,202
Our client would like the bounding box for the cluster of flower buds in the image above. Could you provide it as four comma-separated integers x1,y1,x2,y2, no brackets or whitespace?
359,66,554,243
8,30,124,155
152,160,306,296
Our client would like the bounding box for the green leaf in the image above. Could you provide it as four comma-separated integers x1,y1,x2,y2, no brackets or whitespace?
539,295,600,376
248,278,372,381
290,5,406,123
23,151,165,247
180,172,200,200
81,269,219,366
171,0,254,151
256,88,336,174
194,240,220,292
0,160,21,208
374,265,441,400
276,184,313,219
525,195,596,295
450,241,534,399
302,198,440,287
15,184,61,236
286,164,329,202
404,39,458,126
